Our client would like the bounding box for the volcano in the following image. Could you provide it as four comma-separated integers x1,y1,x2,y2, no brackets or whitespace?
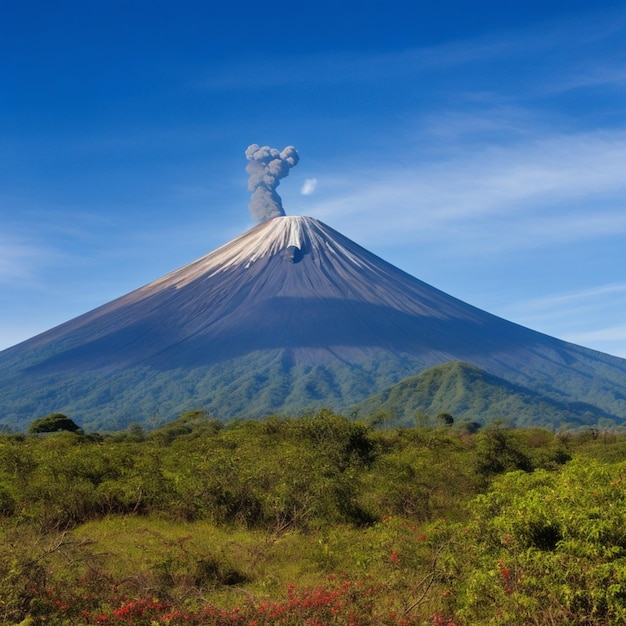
1,215,626,431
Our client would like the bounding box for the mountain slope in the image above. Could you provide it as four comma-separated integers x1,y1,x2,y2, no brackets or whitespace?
355,361,618,429
1,215,626,431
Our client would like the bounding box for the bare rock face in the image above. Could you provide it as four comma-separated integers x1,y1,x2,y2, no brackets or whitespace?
1,216,626,430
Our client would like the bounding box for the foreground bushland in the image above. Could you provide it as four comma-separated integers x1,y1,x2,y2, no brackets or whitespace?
2,410,626,625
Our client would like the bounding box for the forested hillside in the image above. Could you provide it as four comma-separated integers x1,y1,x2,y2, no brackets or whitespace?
2,410,626,624
356,361,619,429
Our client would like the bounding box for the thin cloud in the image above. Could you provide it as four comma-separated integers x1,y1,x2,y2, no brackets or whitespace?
306,124,626,253
568,325,626,344
195,7,626,93
0,237,48,285
522,283,626,309
566,326,626,359
301,178,318,195
492,281,626,358
546,62,626,94
193,27,507,91
502,283,626,321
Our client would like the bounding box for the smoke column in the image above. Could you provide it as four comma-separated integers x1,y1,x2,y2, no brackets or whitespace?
245,144,300,222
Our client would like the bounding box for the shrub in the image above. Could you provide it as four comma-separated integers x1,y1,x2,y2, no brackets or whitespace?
28,413,80,434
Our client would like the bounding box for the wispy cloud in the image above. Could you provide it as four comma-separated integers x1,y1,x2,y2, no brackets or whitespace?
503,283,626,322
567,325,626,347
196,38,510,90
495,282,626,358
195,7,626,94
300,178,318,195
303,124,626,254
0,235,51,286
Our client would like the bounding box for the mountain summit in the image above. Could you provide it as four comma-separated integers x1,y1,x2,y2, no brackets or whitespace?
1,215,626,431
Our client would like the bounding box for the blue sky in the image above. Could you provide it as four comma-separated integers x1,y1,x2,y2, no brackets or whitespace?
1,0,626,357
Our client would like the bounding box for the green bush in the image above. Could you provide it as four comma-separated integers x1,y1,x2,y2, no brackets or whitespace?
448,459,626,624
28,413,80,434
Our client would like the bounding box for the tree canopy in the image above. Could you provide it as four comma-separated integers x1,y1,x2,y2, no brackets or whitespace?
28,413,80,434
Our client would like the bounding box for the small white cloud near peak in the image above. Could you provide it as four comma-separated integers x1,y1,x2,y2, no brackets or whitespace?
301,178,318,195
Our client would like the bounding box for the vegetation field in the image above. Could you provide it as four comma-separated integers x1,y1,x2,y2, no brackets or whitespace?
2,410,626,625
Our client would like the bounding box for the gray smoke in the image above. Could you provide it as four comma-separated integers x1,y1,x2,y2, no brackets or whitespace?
245,144,300,222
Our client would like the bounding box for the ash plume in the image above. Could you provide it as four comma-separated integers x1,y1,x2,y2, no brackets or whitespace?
245,144,300,222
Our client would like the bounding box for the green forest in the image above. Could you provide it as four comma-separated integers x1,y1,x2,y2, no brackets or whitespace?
2,410,626,625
